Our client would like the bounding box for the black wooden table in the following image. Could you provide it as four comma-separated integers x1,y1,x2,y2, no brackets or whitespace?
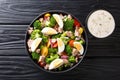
0,0,120,80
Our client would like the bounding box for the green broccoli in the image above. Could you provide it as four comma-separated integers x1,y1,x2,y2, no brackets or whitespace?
64,18,74,31
65,45,72,55
30,29,41,40
31,52,40,60
48,48,57,53
68,56,76,63
41,35,48,44
45,53,59,64
49,16,56,27
33,20,41,29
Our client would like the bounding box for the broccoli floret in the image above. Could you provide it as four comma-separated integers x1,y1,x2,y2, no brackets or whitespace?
41,35,48,44
30,29,41,40
65,45,72,55
45,53,59,64
68,56,76,63
48,48,57,53
49,16,56,27
33,20,41,29
64,18,74,31
31,52,40,60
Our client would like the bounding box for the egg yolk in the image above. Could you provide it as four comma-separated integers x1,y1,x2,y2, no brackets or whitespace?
54,62,61,68
74,43,81,51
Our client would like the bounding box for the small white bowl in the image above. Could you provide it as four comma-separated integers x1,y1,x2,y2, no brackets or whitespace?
87,9,115,38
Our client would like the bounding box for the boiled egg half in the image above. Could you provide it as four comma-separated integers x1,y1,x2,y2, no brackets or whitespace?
53,14,63,28
41,27,58,35
73,42,84,55
49,59,64,70
57,38,65,55
31,38,42,52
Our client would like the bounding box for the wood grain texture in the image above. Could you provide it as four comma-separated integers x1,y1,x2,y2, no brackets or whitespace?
0,58,120,80
0,0,120,80
0,0,97,24
0,25,119,57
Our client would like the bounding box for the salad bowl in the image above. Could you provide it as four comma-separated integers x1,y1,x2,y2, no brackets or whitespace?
25,10,88,73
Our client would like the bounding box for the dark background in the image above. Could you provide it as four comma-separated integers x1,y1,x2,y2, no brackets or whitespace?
0,0,120,80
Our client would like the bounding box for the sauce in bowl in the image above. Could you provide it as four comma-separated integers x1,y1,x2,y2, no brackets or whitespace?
87,9,115,38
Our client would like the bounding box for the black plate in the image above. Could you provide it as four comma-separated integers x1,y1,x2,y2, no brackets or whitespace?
25,10,88,73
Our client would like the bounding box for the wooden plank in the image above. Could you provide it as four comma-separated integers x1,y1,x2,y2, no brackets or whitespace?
0,25,27,55
87,26,120,57
0,57,120,80
0,0,119,80
0,0,119,27
0,25,119,57
0,0,97,24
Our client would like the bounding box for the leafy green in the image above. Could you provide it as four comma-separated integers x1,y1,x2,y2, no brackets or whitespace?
45,53,59,64
65,45,72,55
68,56,76,63
79,40,85,45
33,20,41,29
60,37,70,44
70,35,75,39
76,39,85,45
48,48,57,53
49,16,56,27
61,32,67,37
31,52,40,60
64,18,74,31
30,29,41,40
52,33,61,39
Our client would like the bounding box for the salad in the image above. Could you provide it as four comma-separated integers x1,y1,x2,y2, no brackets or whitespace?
27,12,86,71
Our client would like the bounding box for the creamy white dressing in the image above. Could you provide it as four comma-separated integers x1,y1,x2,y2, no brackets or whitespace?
87,10,115,38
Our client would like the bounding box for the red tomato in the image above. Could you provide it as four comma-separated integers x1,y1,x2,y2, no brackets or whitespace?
52,42,58,48
69,40,74,47
74,19,80,27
